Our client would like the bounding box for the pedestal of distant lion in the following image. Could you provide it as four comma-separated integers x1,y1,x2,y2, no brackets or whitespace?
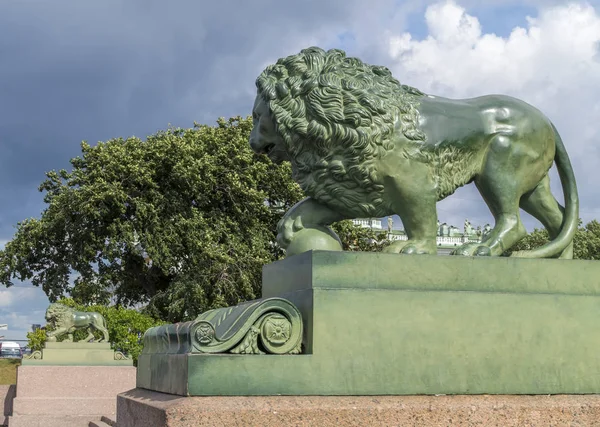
9,343,135,427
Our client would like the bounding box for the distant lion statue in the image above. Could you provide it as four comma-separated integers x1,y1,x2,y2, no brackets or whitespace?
45,303,109,342
250,47,578,259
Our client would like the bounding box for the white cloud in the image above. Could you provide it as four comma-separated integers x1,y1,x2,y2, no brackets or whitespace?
382,1,600,227
425,1,482,45
0,287,38,308
1,310,45,334
388,2,600,97
0,286,49,340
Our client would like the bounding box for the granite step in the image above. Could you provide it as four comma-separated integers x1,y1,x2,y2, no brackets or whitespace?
9,414,100,427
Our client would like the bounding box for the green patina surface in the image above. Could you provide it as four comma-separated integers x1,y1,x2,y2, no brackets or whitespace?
22,341,132,366
137,251,600,396
44,303,110,343
262,250,600,295
250,47,579,260
141,297,303,356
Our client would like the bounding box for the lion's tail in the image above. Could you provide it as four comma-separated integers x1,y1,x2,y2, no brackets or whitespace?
510,123,579,258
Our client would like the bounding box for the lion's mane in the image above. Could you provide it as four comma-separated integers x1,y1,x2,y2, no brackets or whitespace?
46,303,73,327
255,47,426,216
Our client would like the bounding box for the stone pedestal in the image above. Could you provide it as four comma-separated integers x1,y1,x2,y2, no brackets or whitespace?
117,388,600,427
10,343,134,426
126,251,600,425
8,365,135,427
137,251,600,396
22,342,132,366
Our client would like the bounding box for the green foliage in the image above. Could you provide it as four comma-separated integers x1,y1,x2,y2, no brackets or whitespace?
0,116,380,323
507,220,600,260
26,327,47,352
506,228,550,255
0,117,303,321
573,220,600,260
27,298,164,364
332,220,390,252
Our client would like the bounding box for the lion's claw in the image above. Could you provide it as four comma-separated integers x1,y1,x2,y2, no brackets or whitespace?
276,215,305,248
383,240,435,255
451,243,492,257
474,245,492,256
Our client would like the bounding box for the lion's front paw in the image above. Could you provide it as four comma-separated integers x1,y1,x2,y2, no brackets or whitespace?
400,241,437,255
384,240,435,255
451,243,491,257
276,216,305,249
382,240,410,254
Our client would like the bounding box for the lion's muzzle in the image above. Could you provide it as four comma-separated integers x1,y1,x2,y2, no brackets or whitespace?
249,137,275,156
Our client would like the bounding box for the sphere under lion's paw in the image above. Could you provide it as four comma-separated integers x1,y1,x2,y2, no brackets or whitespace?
285,226,343,257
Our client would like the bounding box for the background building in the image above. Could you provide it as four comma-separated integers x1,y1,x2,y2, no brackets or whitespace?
353,217,490,255
352,218,382,230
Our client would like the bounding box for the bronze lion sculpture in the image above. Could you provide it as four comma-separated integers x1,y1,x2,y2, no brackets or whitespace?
45,303,109,342
250,47,578,258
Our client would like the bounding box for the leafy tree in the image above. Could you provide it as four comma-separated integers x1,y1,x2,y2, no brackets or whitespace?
0,117,379,322
26,327,47,352
505,228,550,255
0,117,302,321
573,220,600,260
332,220,390,252
27,298,164,364
506,219,600,260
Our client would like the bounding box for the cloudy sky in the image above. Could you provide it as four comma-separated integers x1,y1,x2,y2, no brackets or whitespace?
1,0,600,341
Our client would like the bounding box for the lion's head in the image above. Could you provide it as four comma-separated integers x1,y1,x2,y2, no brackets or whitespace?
45,303,73,327
250,47,426,217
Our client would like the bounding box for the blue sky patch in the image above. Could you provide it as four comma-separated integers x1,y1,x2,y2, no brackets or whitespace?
403,4,430,40
400,2,538,42
336,31,357,51
469,4,538,38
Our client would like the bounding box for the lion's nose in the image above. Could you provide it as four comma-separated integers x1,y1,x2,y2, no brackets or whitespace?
249,138,260,153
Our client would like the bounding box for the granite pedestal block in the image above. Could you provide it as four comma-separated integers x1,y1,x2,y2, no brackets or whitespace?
137,251,600,396
117,388,600,427
8,364,135,426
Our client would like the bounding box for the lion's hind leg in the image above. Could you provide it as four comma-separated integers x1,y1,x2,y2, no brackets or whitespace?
83,327,95,342
519,175,573,259
99,327,109,342
456,191,526,257
454,135,532,256
93,323,109,342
